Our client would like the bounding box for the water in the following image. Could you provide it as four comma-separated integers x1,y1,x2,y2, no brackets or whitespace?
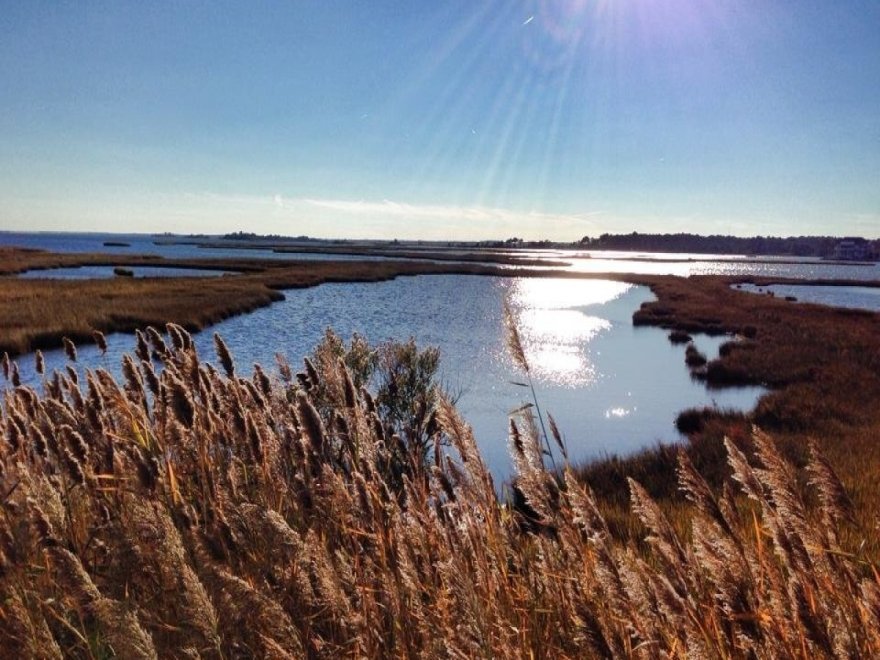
3,231,878,279
0,231,164,256
560,255,880,280
19,266,233,279
6,275,765,481
0,232,404,263
7,231,876,479
735,283,880,312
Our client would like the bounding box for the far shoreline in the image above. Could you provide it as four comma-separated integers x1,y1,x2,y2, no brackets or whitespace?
2,244,879,556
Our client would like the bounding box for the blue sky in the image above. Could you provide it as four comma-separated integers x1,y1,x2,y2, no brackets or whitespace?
1,1,878,240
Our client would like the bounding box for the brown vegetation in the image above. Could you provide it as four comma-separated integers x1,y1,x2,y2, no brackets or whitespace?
3,247,879,567
0,246,273,277
155,239,573,266
0,248,562,357
0,276,283,357
582,275,880,559
1,329,877,657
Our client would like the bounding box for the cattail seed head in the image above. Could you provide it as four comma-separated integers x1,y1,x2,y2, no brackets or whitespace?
304,357,320,390
121,354,141,391
86,373,105,411
275,353,292,382
34,350,45,375
46,370,62,399
61,425,89,464
509,418,523,455
146,326,168,358
16,387,38,418
253,364,271,397
167,377,195,428
247,414,264,462
92,330,108,356
141,359,160,396
5,418,22,452
297,391,326,451
167,322,193,352
61,446,86,485
135,329,150,363
31,426,48,458
214,333,235,378
341,359,357,408
547,412,567,461
62,337,77,362
30,502,59,547
503,302,529,374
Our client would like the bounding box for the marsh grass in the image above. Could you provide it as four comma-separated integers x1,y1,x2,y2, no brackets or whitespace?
0,248,546,357
0,328,877,658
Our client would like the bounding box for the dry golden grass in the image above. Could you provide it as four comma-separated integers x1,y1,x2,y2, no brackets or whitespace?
0,247,563,357
581,274,880,559
3,246,880,654
0,276,283,356
0,246,276,276
0,328,877,658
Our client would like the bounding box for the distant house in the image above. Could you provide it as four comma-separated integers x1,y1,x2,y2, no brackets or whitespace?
832,239,873,261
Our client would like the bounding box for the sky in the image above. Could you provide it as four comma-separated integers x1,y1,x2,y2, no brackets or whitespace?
0,1,878,241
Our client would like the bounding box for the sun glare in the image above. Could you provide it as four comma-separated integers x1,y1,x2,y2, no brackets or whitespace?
504,278,630,386
509,277,631,309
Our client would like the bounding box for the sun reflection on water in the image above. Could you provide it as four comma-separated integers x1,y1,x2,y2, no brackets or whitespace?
510,278,633,309
604,407,633,419
504,278,632,387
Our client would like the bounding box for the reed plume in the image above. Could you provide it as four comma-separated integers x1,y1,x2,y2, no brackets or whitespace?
92,330,108,356
213,333,235,377
62,337,77,362
0,330,874,658
502,300,556,470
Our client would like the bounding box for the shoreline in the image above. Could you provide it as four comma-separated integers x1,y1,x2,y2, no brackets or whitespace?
153,237,880,267
2,246,879,556
7,245,878,361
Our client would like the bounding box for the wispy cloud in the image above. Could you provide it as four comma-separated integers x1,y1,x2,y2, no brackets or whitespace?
125,192,604,240
302,197,600,226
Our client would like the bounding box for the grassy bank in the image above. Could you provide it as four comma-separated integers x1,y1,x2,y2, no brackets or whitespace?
2,248,880,655
577,275,880,556
3,251,879,534
0,246,284,276
0,328,877,657
154,239,573,266
0,248,564,356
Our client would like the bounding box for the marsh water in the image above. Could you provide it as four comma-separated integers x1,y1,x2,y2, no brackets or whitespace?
6,271,765,480
736,283,880,312
4,230,880,283
19,266,233,279
6,231,880,479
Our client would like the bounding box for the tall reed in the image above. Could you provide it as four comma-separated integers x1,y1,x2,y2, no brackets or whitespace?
0,327,876,657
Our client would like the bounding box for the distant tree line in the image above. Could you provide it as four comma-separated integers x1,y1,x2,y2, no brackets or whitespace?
221,231,312,242
577,232,878,258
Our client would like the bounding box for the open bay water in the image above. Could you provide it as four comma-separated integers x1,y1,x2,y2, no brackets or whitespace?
0,231,395,263
5,274,765,481
3,230,879,282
